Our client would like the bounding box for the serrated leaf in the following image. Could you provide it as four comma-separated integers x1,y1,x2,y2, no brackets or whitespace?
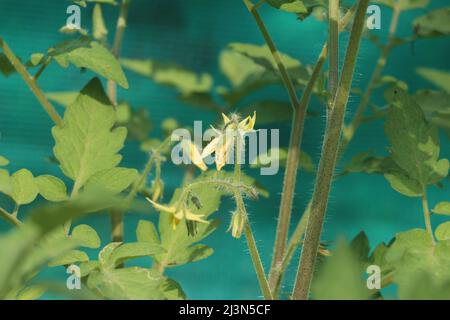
84,167,138,195
435,222,450,241
10,169,39,205
350,231,370,264
417,68,450,93
49,37,128,88
35,175,68,202
432,202,450,215
52,78,127,190
414,7,450,38
137,220,160,244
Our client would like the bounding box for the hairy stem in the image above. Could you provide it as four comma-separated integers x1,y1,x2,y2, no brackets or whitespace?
422,190,436,245
233,128,273,300
292,0,370,300
341,5,401,153
268,45,327,292
267,4,357,295
328,0,340,109
108,0,130,106
0,38,62,125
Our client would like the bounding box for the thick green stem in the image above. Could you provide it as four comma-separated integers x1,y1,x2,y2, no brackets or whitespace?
292,0,370,300
422,191,436,246
268,45,327,292
0,38,62,125
341,5,401,152
267,5,357,295
108,0,130,106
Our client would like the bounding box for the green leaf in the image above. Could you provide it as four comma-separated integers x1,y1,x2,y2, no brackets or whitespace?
417,68,450,93
0,53,16,77
0,155,9,166
0,169,11,195
414,7,450,38
84,167,138,195
385,229,450,298
71,224,101,249
343,153,398,175
312,239,372,299
109,242,165,267
52,78,127,191
414,90,450,115
35,175,68,202
87,266,166,299
48,250,89,267
49,37,128,88
121,58,212,95
46,92,79,108
435,222,450,241
384,89,448,192
136,220,160,244
267,0,307,13
350,231,370,264
432,202,450,215
10,169,39,205
373,0,429,10
16,285,46,300
384,172,423,197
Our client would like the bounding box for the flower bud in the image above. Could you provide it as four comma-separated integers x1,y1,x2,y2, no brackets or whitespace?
228,210,246,239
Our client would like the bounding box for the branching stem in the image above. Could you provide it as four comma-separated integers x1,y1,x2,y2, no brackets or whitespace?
292,0,370,300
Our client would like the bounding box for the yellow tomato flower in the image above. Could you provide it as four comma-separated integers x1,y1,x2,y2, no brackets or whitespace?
202,112,256,171
146,198,208,230
181,139,208,171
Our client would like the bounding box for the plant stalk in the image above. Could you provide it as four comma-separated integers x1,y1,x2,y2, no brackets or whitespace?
234,128,273,300
328,0,340,109
292,0,370,300
0,38,62,125
108,0,130,106
0,207,22,227
422,190,436,245
267,4,357,295
107,0,131,242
